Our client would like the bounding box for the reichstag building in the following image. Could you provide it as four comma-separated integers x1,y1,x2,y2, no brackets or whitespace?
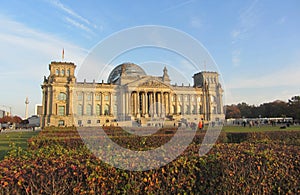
41,61,224,128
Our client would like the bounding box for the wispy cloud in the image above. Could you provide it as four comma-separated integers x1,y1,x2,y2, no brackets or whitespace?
0,15,87,116
231,0,260,66
161,0,194,13
189,17,202,29
65,17,94,34
231,49,241,67
48,0,97,34
227,60,300,89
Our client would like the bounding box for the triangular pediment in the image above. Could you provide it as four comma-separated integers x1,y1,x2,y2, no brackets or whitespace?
125,76,171,89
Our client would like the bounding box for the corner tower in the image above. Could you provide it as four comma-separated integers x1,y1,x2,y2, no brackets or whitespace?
193,71,224,122
41,61,76,128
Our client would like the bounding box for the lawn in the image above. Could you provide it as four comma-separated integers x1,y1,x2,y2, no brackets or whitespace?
222,125,300,132
0,130,39,160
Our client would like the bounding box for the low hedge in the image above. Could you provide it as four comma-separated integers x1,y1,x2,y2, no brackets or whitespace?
1,128,299,194
0,142,299,194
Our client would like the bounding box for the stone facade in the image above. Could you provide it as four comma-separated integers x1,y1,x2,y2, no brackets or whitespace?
41,61,224,128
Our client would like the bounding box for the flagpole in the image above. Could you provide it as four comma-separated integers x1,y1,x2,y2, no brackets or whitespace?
62,48,64,61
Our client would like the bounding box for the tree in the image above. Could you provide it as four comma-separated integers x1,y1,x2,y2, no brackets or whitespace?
237,102,252,118
225,105,241,119
0,115,22,124
288,96,300,120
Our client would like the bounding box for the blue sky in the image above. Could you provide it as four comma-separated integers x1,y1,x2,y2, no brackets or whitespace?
0,0,299,118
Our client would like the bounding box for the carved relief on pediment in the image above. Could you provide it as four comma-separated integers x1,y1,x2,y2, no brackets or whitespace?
139,80,169,88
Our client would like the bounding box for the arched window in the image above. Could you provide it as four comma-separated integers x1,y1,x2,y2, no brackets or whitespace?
192,105,197,114
95,94,101,101
113,104,117,116
55,69,60,76
96,104,101,116
61,69,65,76
67,69,70,76
185,105,189,114
104,104,110,115
104,94,109,101
86,104,92,116
78,93,83,101
58,92,67,101
58,106,65,116
77,104,83,116
86,93,92,101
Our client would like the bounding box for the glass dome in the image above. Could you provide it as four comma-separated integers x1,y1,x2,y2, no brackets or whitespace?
107,63,146,83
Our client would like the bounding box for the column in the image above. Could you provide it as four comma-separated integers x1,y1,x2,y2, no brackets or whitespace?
145,92,148,116
137,92,140,115
46,87,51,116
153,91,156,116
161,92,165,116
149,92,153,116
189,95,192,115
82,92,85,115
126,92,129,116
92,92,95,116
101,92,104,115
110,92,113,115
174,94,178,115
168,93,171,115
165,93,168,115
67,87,72,116
157,92,161,116
196,95,199,115
142,92,145,115
122,91,125,117
132,92,136,115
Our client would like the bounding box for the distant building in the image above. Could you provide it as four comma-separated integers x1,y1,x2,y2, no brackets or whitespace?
41,61,224,128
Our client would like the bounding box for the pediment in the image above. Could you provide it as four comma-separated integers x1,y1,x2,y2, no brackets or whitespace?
125,77,171,89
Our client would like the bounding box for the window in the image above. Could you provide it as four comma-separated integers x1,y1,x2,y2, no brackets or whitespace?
95,94,101,101
78,120,82,126
193,105,197,114
113,104,117,116
78,93,83,101
58,106,65,116
86,93,92,101
58,92,67,101
104,104,109,115
67,69,70,76
87,120,91,124
58,120,64,126
105,94,109,101
77,104,83,116
96,104,101,116
97,120,100,124
55,69,59,76
86,104,92,116
61,69,65,76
